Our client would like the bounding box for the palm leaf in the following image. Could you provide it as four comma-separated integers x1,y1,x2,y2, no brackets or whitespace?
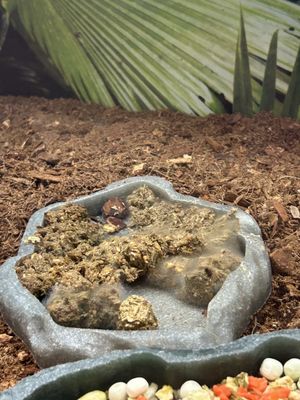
233,10,252,116
0,5,9,50
2,0,300,115
260,30,278,112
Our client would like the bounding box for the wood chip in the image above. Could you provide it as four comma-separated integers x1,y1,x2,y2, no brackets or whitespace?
152,128,164,137
273,200,289,222
17,351,30,362
0,333,13,343
2,119,10,128
270,248,293,274
205,136,223,152
27,171,63,183
132,163,145,174
7,176,32,185
290,205,300,219
167,154,192,165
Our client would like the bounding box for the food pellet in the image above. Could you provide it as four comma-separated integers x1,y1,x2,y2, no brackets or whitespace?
180,381,202,398
284,359,300,382
108,382,127,400
259,358,283,381
78,358,300,400
126,378,149,398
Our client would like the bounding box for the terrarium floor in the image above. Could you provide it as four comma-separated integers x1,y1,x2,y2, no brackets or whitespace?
0,96,299,391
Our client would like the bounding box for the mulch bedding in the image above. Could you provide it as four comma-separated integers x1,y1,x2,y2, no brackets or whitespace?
0,96,299,391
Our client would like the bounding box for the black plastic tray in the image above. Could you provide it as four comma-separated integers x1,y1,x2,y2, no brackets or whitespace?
1,329,300,400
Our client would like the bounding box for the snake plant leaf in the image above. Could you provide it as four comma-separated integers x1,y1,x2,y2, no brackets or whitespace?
233,10,252,116
282,45,300,118
1,0,300,115
260,30,278,112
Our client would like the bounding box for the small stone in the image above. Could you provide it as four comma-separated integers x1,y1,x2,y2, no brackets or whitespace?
180,381,202,398
127,377,149,398
284,359,300,381
78,391,107,400
260,358,283,381
17,351,30,362
108,382,127,400
156,385,174,400
102,198,127,219
117,295,158,330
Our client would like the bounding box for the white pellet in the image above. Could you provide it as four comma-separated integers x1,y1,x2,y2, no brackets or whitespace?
127,377,149,398
284,359,300,381
108,382,128,400
260,358,283,381
180,381,201,398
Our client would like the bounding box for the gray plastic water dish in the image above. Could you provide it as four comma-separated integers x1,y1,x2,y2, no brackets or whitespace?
1,329,300,400
0,176,271,368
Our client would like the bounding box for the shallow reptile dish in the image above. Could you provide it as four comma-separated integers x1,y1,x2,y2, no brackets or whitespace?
0,176,271,367
1,329,300,400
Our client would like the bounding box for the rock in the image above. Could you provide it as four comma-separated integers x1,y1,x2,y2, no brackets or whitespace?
127,377,149,397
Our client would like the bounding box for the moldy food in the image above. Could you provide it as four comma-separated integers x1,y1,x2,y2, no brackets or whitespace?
16,185,242,331
77,358,300,400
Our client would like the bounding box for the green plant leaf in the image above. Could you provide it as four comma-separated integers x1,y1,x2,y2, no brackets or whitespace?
260,30,278,112
0,6,9,50
282,45,300,118
233,9,252,116
4,0,300,115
